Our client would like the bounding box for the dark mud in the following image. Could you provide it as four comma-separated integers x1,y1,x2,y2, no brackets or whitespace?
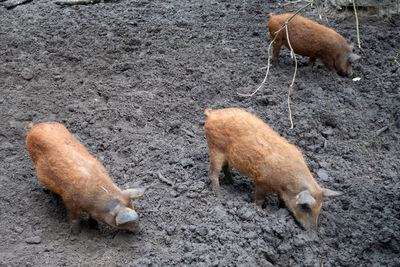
0,0,399,266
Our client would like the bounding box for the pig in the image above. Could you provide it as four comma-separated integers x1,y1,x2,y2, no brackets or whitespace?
268,13,360,77
204,108,342,230
26,122,145,234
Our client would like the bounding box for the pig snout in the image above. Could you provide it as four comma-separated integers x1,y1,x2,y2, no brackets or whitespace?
298,214,318,231
106,187,146,233
337,69,351,78
116,211,142,233
342,52,361,77
288,190,321,230
105,201,141,233
89,189,145,234
292,188,343,230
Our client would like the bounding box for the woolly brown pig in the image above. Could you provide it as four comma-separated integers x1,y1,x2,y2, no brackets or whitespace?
268,13,360,77
26,122,145,234
204,108,342,230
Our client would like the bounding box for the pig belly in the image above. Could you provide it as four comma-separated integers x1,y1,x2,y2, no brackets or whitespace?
226,143,270,183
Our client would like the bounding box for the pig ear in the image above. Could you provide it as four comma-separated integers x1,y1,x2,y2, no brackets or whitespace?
348,53,361,62
296,190,316,206
322,188,343,197
115,207,138,225
123,187,146,199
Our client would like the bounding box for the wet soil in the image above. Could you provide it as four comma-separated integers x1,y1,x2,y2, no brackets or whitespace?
0,0,399,266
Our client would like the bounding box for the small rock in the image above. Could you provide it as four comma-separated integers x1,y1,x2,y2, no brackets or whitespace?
293,236,306,247
13,226,23,234
21,68,33,80
244,230,257,239
166,225,176,236
25,236,41,244
379,226,393,243
294,231,318,247
237,207,255,221
297,81,306,91
170,190,180,197
214,206,228,219
67,105,75,112
44,245,54,252
183,252,194,263
180,158,194,168
169,120,181,129
223,47,238,53
275,208,289,218
343,87,355,95
318,161,331,169
321,127,334,137
277,241,291,253
196,226,208,237
183,241,193,252
317,169,329,181
186,192,198,198
218,231,231,242
3,0,32,8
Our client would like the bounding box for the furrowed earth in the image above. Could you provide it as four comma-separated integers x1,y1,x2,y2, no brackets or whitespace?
0,0,399,266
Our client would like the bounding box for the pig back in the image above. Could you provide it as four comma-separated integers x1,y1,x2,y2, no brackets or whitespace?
270,13,349,59
205,108,310,188
205,109,276,176
26,122,113,197
27,122,86,161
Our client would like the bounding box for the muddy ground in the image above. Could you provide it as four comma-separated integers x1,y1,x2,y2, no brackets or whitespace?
0,0,399,266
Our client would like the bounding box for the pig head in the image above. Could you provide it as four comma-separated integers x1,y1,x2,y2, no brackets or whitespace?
277,167,343,230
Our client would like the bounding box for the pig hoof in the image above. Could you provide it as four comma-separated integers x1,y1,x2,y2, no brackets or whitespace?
223,175,233,184
255,199,265,206
70,224,81,235
70,227,80,235
212,190,222,199
88,217,98,228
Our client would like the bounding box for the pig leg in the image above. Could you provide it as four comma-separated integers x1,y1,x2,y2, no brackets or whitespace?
88,216,98,228
222,162,233,184
272,42,282,65
320,58,336,73
254,183,268,206
64,201,81,234
68,211,81,235
209,152,225,198
308,57,316,71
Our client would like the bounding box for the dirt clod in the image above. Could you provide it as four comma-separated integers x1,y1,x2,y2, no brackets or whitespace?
21,68,33,80
25,236,41,244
